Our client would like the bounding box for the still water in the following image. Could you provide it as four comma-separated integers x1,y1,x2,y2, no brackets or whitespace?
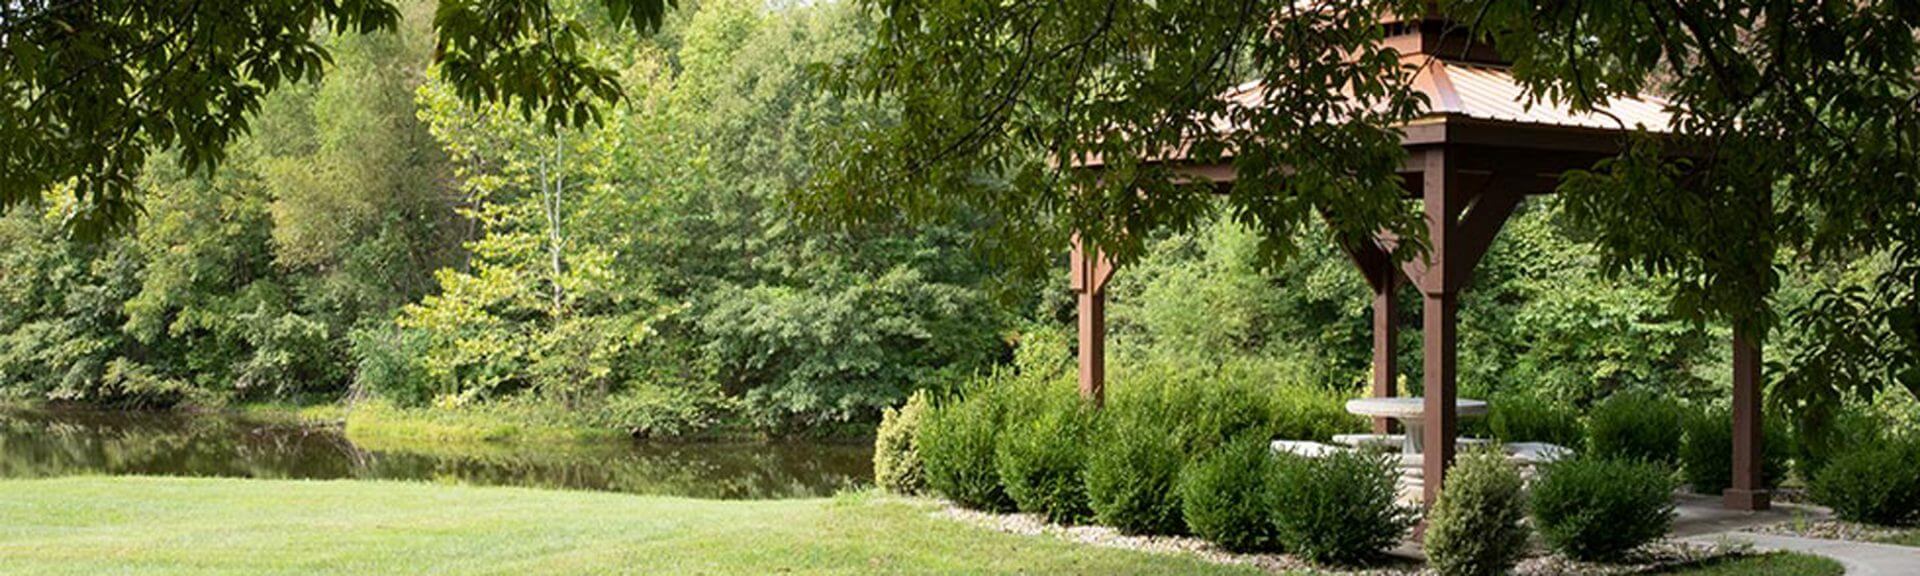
0,408,872,499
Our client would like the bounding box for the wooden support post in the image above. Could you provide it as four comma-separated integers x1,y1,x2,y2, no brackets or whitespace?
1419,147,1459,507
1072,235,1113,408
1422,290,1458,505
1725,331,1771,510
1078,287,1106,407
1371,268,1399,434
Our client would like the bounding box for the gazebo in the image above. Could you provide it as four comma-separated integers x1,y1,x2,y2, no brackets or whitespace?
1069,15,1771,511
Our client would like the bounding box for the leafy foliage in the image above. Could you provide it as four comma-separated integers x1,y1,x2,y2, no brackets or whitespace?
873,390,929,495
919,376,1015,512
1531,456,1675,562
1679,406,1790,494
1269,451,1416,566
1178,438,1282,553
1811,441,1920,527
1084,398,1187,535
995,390,1094,524
1586,391,1687,466
1423,448,1530,576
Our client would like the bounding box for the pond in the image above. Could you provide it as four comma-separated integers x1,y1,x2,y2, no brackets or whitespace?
0,408,873,499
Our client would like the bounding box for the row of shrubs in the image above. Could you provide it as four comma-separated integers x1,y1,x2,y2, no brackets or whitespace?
877,368,1686,570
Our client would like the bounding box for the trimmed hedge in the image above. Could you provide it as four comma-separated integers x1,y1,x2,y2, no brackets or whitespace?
1811,442,1920,526
921,385,1014,511
1424,447,1530,576
1269,450,1416,566
996,395,1095,524
1678,406,1790,494
1085,401,1187,535
1179,439,1282,552
1486,391,1584,448
1531,456,1675,561
874,390,929,494
1586,391,1687,466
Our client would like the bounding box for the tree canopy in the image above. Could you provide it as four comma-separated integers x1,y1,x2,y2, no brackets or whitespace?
0,0,672,237
816,0,1920,411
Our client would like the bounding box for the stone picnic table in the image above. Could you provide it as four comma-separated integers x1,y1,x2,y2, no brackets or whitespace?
1344,397,1489,455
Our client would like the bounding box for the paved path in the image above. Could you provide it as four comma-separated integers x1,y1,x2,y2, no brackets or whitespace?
1680,531,1920,575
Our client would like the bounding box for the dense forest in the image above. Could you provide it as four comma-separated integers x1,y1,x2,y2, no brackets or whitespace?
0,0,1911,443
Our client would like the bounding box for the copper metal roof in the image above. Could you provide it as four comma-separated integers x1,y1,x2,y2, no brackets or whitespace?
1222,58,1674,134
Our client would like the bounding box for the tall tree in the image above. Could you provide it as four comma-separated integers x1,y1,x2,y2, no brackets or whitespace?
0,0,674,237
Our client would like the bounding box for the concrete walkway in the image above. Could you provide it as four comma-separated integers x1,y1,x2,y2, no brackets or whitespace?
1667,493,1920,575
1680,531,1920,575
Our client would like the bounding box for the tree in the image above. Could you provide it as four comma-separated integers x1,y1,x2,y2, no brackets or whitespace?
0,0,673,237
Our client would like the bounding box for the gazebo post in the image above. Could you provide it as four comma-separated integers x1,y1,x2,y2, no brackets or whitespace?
1072,234,1113,407
1725,331,1771,510
1370,265,1399,434
1419,149,1460,505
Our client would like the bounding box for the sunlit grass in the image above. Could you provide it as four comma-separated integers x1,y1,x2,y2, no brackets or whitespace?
0,477,1270,575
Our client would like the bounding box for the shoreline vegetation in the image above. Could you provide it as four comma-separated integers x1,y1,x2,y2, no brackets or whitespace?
0,476,1843,575
3,398,874,450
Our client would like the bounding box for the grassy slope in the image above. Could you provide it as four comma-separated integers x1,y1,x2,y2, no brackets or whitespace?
0,477,1267,575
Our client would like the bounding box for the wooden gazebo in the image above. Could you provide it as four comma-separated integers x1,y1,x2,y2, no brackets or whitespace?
1070,16,1771,511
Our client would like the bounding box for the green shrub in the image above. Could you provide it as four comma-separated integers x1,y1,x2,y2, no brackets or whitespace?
874,390,931,495
1486,392,1584,448
1424,448,1530,576
1085,401,1187,535
921,386,1014,511
1269,450,1417,565
1811,442,1920,526
1678,406,1790,494
996,394,1094,524
350,326,439,407
1170,375,1277,454
1531,456,1675,561
1269,383,1368,442
1179,439,1282,552
1586,391,1686,466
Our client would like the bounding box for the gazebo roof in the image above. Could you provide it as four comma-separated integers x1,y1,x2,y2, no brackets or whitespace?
1214,57,1675,148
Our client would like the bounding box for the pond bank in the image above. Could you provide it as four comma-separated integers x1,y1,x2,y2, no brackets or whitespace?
0,406,870,499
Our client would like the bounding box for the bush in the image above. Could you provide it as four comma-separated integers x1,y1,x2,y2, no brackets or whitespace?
1586,391,1686,466
1531,456,1675,561
996,394,1094,524
1269,450,1417,566
921,386,1014,511
1170,374,1278,454
874,390,930,494
350,326,439,406
1268,383,1368,442
1811,442,1920,526
595,381,731,439
1179,439,1282,552
1085,402,1187,535
1678,406,1790,494
1486,392,1584,448
1424,448,1530,576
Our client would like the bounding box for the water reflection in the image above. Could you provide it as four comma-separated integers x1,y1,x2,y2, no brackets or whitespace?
0,409,872,499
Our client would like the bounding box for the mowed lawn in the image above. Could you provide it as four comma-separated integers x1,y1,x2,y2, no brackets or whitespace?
0,476,1266,575
0,477,1843,575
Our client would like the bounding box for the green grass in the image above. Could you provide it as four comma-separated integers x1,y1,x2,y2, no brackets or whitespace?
229,401,348,425
0,477,1272,575
342,399,628,448
1655,552,1844,575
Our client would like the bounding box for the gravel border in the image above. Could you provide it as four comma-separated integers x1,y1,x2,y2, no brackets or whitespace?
934,502,1744,575
1749,518,1920,545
